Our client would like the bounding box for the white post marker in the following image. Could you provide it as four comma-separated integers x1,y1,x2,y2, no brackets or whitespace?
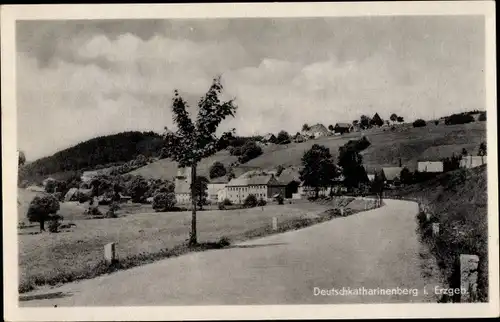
104,242,116,264
272,217,278,231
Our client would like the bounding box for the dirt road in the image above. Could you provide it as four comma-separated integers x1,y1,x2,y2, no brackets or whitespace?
21,199,435,306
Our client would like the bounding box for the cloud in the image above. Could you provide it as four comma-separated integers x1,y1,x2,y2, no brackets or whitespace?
16,17,485,160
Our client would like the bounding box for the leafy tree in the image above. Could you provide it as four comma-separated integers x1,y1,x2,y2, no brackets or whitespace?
400,167,413,185
328,124,334,131
18,151,26,167
445,113,474,125
370,113,384,127
397,116,404,123
302,123,310,132
478,142,487,156
209,161,227,179
277,130,291,144
299,144,339,198
442,153,462,172
243,194,258,208
360,115,371,129
162,76,237,245
152,192,177,212
338,140,369,189
434,120,439,125
238,141,263,163
390,113,398,122
44,179,56,194
27,194,60,232
352,120,359,126
227,168,236,180
128,176,149,203
276,194,284,205
413,119,427,127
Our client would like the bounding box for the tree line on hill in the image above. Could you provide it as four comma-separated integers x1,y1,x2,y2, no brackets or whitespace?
19,131,164,184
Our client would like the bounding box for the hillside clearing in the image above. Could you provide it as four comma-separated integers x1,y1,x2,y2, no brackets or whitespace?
130,122,485,179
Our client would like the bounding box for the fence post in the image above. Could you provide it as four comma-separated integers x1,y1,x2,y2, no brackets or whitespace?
460,254,479,302
272,217,278,231
104,242,117,264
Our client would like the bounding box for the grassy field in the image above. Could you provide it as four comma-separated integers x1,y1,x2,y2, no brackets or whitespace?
386,165,488,302
130,122,486,179
19,195,352,293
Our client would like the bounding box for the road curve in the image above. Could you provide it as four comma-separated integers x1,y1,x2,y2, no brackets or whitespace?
21,199,435,306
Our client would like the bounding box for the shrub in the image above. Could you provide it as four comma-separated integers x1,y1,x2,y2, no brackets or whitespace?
48,218,62,233
222,198,233,206
257,198,267,207
445,113,474,125
243,194,258,208
152,192,176,212
18,221,27,229
434,120,439,125
277,130,291,144
209,161,227,179
478,112,486,121
276,195,284,205
84,206,103,218
105,202,120,218
238,141,263,164
217,236,231,248
413,119,427,127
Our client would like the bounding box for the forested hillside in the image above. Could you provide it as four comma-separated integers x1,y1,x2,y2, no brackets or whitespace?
19,131,163,184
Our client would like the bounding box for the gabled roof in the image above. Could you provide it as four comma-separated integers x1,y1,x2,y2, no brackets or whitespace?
382,167,403,181
334,123,353,129
227,175,284,187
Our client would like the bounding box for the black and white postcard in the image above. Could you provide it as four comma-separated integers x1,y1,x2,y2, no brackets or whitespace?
2,2,498,320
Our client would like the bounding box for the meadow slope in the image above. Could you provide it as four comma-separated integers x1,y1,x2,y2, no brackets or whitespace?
131,122,486,180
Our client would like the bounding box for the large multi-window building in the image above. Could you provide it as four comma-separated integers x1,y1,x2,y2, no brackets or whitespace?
224,174,286,204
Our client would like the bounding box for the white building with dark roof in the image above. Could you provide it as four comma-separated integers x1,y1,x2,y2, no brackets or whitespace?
226,174,286,204
460,156,486,169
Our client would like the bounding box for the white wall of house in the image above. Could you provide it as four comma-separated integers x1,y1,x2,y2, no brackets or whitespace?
207,183,227,202
460,156,486,169
226,184,268,204
175,193,191,205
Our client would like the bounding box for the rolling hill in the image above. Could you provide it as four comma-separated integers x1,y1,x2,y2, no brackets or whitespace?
131,121,486,180
19,131,164,184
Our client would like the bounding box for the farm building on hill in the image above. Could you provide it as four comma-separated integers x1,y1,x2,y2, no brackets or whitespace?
381,167,403,185
302,123,329,138
294,133,306,143
334,123,354,134
418,161,444,173
225,174,286,204
262,133,276,143
460,156,486,169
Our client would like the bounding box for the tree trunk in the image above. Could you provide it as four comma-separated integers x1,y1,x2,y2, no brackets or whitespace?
189,165,197,246
39,220,45,232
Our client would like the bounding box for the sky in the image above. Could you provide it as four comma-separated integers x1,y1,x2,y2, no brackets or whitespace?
17,16,485,160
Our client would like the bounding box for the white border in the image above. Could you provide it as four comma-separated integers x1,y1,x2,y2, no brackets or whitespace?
2,2,498,320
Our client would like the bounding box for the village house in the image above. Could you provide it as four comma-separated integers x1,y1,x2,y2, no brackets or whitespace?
225,174,286,204
302,123,329,139
460,155,486,169
418,161,444,173
207,177,229,203
334,123,354,134
294,133,306,143
381,167,403,185
174,167,192,205
262,133,276,143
